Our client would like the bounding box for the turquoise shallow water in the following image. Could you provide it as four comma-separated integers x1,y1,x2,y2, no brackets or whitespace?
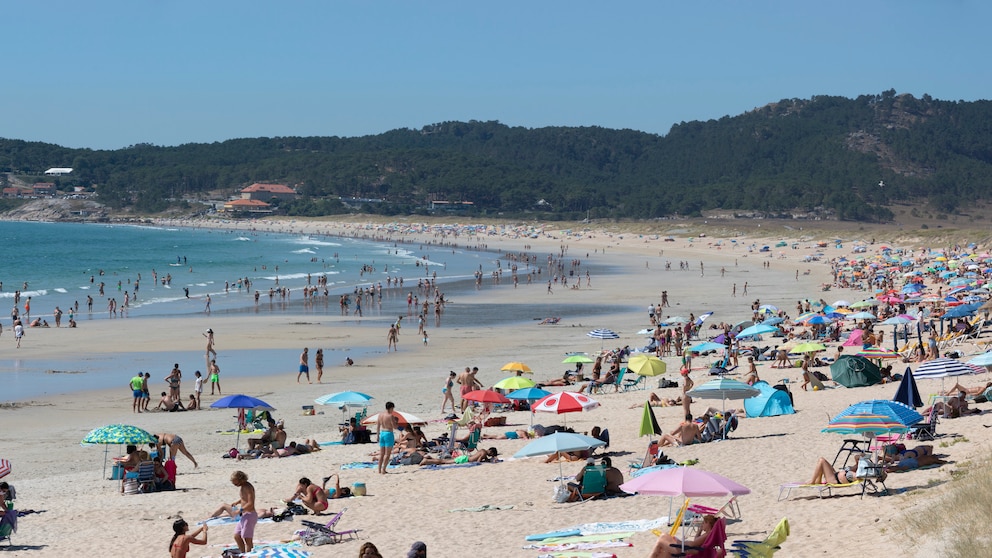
0,221,622,400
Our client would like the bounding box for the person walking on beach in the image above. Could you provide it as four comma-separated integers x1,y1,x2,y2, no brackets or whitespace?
376,402,399,474
298,348,311,383
13,320,23,348
130,372,144,413
208,359,221,395
387,324,399,352
441,371,457,413
203,328,217,359
142,372,152,411
53,306,62,327
230,471,257,554
315,348,324,383
23,297,30,321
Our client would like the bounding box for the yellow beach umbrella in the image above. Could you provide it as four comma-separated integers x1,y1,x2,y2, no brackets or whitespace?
501,362,533,374
627,354,667,377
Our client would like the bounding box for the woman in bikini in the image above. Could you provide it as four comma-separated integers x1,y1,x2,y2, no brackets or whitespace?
284,477,329,514
808,455,860,485
169,519,207,558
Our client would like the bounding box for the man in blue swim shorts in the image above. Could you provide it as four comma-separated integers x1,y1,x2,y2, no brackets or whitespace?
297,348,311,384
130,373,144,413
376,401,399,475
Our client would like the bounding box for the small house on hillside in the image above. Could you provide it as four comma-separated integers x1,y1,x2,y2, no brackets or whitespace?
33,182,57,197
44,168,73,176
240,183,296,202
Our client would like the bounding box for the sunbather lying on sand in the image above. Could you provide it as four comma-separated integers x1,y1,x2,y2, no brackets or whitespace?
420,447,498,465
631,393,685,408
944,382,992,396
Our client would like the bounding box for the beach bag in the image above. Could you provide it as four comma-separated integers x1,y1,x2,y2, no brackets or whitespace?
553,484,570,503
122,479,140,495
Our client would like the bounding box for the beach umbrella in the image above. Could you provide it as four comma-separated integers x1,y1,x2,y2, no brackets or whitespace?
822,412,910,437
687,378,759,437
533,392,599,425
639,401,663,439
801,315,833,326
894,367,924,408
735,323,778,339
943,306,976,319
915,358,975,392
833,300,852,308
562,354,594,364
881,315,915,352
763,317,785,326
81,424,156,479
501,362,533,374
789,342,827,354
0,459,10,480
362,410,427,428
851,300,878,308
494,376,536,390
846,311,878,321
210,394,276,450
690,341,725,353
513,431,607,485
695,312,714,325
620,466,751,498
833,400,923,428
627,354,667,377
314,391,374,408
855,347,900,360
967,353,992,367
758,304,779,314
462,389,511,404
506,387,552,401
587,328,620,349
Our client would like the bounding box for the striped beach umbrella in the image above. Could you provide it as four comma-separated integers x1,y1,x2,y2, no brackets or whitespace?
0,459,10,480
832,400,923,428
856,347,900,360
915,358,974,381
587,328,620,340
822,412,910,437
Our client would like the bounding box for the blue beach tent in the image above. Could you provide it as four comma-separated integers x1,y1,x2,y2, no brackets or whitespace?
744,381,796,418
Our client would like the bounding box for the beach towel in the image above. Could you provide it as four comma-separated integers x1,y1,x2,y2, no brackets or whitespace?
420,462,482,470
576,518,668,535
449,504,515,512
317,441,343,447
537,552,618,558
526,541,632,552
540,533,635,544
340,461,397,470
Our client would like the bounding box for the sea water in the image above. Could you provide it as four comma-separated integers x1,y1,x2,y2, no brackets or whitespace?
0,221,620,400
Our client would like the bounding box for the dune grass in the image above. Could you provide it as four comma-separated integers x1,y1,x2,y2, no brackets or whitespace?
903,457,992,556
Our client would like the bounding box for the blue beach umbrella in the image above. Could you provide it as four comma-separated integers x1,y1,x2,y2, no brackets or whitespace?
894,367,924,408
833,399,923,427
211,394,276,450
967,353,992,367
506,387,553,401
690,341,726,353
314,391,374,408
513,431,607,485
736,323,778,339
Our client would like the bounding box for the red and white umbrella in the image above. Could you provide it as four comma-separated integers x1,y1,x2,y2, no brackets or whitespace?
532,391,599,415
0,458,10,480
362,410,427,428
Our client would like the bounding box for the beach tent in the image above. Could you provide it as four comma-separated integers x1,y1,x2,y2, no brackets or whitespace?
743,381,795,418
830,355,882,388
841,329,864,347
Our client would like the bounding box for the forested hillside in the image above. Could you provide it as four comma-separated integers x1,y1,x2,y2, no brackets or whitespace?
2,90,990,222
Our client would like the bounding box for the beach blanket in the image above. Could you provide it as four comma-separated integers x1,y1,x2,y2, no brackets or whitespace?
540,533,635,544
449,504,515,512
576,518,668,535
420,462,482,470
537,552,618,558
207,541,305,557
317,441,343,447
340,461,397,470
526,541,632,552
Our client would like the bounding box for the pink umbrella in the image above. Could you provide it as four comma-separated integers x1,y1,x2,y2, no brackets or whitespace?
620,466,751,498
532,391,599,414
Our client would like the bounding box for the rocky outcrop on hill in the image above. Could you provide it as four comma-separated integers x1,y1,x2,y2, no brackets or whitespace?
1,198,109,222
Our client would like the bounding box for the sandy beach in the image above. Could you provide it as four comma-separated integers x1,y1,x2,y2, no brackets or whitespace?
2,216,990,557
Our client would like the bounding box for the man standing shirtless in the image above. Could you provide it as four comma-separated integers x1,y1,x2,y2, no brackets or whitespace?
457,366,483,412
376,402,399,474
231,471,256,554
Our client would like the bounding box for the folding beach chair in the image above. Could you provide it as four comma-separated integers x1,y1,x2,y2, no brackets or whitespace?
730,517,789,557
689,495,742,522
569,464,607,502
300,508,359,545
669,517,727,558
777,480,863,501
909,405,939,441
622,374,646,391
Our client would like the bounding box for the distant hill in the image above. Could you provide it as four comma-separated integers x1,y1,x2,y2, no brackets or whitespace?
2,89,990,222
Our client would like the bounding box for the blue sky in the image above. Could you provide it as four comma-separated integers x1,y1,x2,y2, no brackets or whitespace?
2,1,987,150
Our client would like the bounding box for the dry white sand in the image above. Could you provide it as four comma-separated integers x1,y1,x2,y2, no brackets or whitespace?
2,217,989,557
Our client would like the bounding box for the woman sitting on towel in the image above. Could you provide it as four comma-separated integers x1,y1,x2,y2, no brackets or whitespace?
649,514,718,558
809,455,860,485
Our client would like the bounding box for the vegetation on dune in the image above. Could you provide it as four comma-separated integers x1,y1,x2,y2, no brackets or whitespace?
2,90,991,222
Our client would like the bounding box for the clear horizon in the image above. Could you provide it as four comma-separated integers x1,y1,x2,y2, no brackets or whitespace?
2,1,988,150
